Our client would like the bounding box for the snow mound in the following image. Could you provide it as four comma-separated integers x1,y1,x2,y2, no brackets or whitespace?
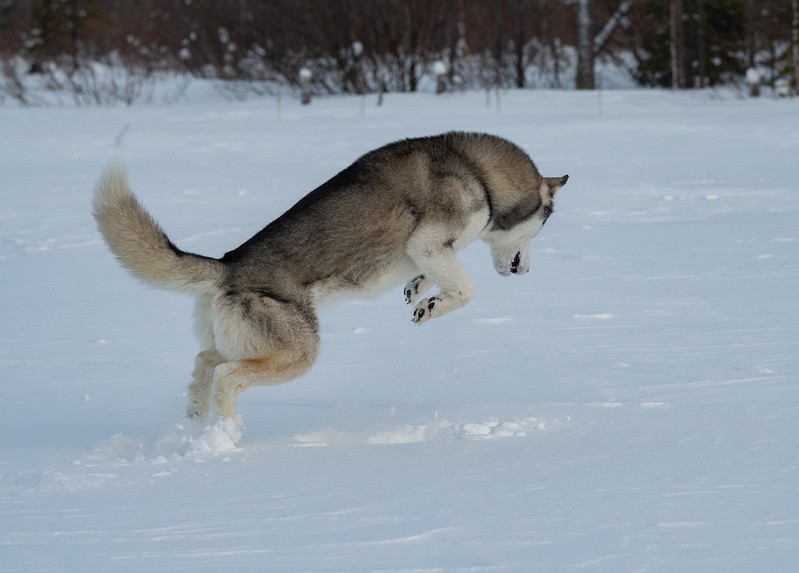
293,416,546,447
184,416,244,457
87,433,145,464
82,415,544,463
151,417,244,460
80,417,245,467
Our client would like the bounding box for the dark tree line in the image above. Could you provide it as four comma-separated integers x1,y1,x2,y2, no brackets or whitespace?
0,0,796,102
632,0,798,89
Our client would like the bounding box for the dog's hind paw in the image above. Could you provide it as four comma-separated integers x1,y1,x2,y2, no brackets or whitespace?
411,296,441,324
404,274,432,304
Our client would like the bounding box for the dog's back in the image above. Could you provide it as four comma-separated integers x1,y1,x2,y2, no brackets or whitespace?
219,132,536,304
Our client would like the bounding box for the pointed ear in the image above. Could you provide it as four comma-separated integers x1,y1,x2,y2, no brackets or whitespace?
543,175,569,198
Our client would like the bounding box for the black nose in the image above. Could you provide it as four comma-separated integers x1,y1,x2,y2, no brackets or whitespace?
510,252,521,273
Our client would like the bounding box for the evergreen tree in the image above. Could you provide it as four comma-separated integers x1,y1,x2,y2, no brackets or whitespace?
25,0,101,73
635,0,747,88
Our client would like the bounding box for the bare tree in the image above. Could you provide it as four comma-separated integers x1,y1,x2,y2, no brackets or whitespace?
793,0,799,92
697,0,706,88
6,0,791,103
669,0,680,89
593,0,632,56
511,0,526,88
576,0,594,88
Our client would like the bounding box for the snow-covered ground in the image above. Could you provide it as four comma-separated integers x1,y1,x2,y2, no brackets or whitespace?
1,85,798,572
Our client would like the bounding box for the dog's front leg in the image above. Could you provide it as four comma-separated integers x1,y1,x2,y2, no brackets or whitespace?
411,287,473,323
407,234,475,324
404,273,433,304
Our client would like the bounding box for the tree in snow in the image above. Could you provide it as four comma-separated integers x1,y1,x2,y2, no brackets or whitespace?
793,0,799,93
575,0,594,89
669,0,682,90
24,0,101,73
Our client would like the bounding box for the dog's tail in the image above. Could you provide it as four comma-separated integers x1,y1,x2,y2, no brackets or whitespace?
92,164,225,295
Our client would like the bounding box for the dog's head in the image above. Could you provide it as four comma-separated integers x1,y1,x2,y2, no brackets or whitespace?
485,175,568,277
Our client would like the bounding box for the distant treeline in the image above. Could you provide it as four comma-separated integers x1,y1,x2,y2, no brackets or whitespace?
0,0,796,98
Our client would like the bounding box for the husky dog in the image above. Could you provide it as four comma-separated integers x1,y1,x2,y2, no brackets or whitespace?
93,132,568,424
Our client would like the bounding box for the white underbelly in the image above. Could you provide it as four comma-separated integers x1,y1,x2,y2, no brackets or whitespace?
310,256,418,307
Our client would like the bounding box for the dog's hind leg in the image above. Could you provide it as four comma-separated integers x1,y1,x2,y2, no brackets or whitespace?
187,349,225,420
212,348,317,419
211,291,320,419
186,295,223,420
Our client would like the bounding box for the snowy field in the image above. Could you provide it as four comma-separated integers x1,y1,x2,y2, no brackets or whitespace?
1,85,798,572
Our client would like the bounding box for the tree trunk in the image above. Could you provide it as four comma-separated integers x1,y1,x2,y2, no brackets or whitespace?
669,0,681,89
593,0,632,56
697,0,706,88
69,0,81,72
513,0,525,88
745,0,755,70
493,5,504,89
576,0,594,89
793,0,799,93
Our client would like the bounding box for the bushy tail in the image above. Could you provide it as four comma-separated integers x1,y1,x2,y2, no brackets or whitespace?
92,164,225,295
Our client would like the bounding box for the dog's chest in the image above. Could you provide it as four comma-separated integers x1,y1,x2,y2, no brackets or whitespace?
454,209,491,249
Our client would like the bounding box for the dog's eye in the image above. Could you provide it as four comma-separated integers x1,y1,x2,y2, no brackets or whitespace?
542,204,554,222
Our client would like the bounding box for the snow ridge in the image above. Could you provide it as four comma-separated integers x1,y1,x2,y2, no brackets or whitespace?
293,416,547,447
78,415,547,467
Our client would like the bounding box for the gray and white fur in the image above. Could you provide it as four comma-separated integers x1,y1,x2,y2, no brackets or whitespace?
93,132,568,423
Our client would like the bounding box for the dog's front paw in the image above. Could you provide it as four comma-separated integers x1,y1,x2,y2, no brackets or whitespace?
404,274,431,305
411,296,441,324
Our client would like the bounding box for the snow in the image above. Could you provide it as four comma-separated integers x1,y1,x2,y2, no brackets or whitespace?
1,85,798,571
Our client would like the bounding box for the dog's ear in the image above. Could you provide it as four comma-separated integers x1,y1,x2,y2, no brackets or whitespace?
543,175,569,198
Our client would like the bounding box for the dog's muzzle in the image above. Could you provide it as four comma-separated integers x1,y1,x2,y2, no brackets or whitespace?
491,243,530,276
